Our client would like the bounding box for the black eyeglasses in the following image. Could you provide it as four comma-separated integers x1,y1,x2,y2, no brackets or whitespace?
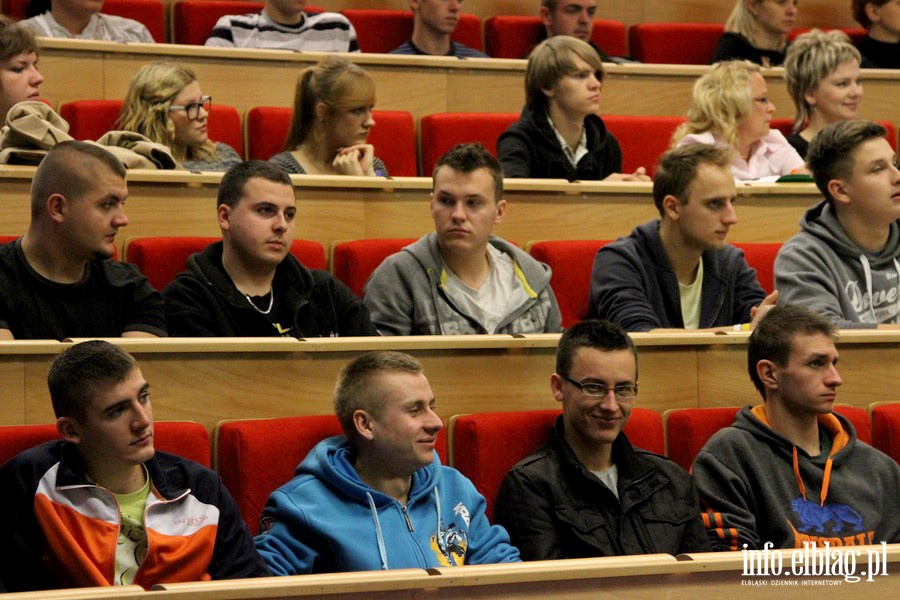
168,95,211,120
562,375,637,400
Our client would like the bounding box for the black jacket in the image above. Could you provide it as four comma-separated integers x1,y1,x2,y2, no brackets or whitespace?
709,32,785,67
497,104,623,181
163,241,377,337
494,416,709,560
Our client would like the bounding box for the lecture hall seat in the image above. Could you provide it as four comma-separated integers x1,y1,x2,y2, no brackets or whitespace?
483,16,627,59
123,236,326,291
0,421,211,468
58,99,244,157
342,9,483,54
418,112,518,178
450,408,664,520
215,415,448,532
730,242,781,295
872,403,900,464
5,0,166,42
526,240,610,329
173,1,324,45
770,118,897,152
330,238,418,297
628,23,725,65
245,106,417,176
602,115,685,177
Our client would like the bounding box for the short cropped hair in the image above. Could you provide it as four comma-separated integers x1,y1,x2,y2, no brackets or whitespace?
30,141,126,219
652,143,733,216
806,119,886,203
334,351,425,444
0,15,39,62
48,340,138,421
555,319,638,379
218,160,292,208
853,0,890,28
747,305,837,400
541,0,559,9
433,143,504,202
525,35,604,114
784,29,861,134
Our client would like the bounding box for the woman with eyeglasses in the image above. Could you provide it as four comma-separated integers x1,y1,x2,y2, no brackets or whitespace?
671,60,806,181
118,62,241,172
710,0,798,67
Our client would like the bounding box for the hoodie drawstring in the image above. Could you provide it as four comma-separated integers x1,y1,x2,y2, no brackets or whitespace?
366,492,389,570
791,447,834,507
859,255,876,322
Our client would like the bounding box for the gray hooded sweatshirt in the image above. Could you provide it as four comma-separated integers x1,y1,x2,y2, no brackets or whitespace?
775,200,900,328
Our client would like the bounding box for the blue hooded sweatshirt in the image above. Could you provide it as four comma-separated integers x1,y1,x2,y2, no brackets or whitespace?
254,436,521,574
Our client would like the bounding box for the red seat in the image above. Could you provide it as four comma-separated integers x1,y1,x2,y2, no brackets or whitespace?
450,408,663,520
527,240,610,328
172,1,324,45
872,404,900,464
418,112,518,177
0,421,210,467
730,242,781,295
216,415,448,532
343,9,483,53
602,115,685,177
246,106,416,176
124,236,326,291
331,238,417,297
770,118,896,152
6,0,166,42
835,405,870,445
58,99,244,156
484,15,626,59
629,22,725,65
665,407,741,472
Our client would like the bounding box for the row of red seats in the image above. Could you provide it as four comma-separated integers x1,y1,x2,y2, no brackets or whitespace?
3,403,896,531
4,0,867,64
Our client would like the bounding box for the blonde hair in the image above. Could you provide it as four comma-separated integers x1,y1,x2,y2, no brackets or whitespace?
283,56,375,151
725,0,789,51
784,29,861,133
118,61,217,163
672,60,760,149
525,36,604,114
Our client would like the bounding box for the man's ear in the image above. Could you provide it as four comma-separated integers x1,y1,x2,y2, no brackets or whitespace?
217,203,231,231
47,193,67,224
827,178,852,206
352,409,375,442
57,416,82,445
865,2,882,25
494,198,508,224
550,373,565,402
662,194,681,220
756,360,779,391
539,6,552,27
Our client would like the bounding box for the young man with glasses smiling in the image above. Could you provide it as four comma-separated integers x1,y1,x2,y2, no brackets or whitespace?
494,320,709,559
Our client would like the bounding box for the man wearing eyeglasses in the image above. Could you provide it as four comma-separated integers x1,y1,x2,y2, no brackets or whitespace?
494,319,709,559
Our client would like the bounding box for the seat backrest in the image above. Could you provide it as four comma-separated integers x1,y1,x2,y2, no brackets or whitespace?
343,9,482,53
770,118,897,152
59,100,244,153
526,240,610,328
418,112,518,177
730,242,782,295
124,236,326,291
484,15,625,59
331,238,418,296
834,405,870,445
665,407,741,471
216,415,448,532
872,403,900,464
173,0,265,45
602,115,685,177
246,107,416,176
628,22,725,65
0,421,210,468
451,408,663,520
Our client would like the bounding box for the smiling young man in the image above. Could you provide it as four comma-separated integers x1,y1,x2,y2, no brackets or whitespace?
363,143,561,335
495,320,708,559
0,341,269,592
164,160,376,337
692,305,900,550
21,0,154,42
590,143,775,332
255,351,520,573
0,141,165,340
390,0,487,58
775,120,900,329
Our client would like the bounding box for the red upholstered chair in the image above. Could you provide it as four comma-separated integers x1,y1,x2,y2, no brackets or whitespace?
5,0,166,41
833,405,870,445
331,238,417,297
343,9,483,54
526,240,610,328
216,415,448,532
602,115,685,177
450,408,663,520
665,407,740,472
246,107,416,176
418,112,518,178
872,403,900,464
484,16,626,59
0,421,210,468
730,242,781,295
124,236,326,291
173,0,264,45
770,118,897,152
629,23,725,65
59,99,244,154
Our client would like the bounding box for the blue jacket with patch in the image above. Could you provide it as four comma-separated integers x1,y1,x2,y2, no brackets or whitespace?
254,436,520,574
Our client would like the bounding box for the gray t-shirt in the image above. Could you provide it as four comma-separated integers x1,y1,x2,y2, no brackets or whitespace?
20,12,154,43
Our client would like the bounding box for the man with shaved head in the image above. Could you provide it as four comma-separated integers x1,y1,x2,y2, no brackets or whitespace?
0,140,166,339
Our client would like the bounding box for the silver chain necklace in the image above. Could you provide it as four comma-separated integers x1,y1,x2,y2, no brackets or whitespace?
243,290,274,315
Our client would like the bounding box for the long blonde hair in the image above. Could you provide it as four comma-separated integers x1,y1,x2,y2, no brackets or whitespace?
118,61,217,163
725,0,789,51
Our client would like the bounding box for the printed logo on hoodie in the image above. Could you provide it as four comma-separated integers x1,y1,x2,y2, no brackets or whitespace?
788,496,874,547
430,519,468,566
